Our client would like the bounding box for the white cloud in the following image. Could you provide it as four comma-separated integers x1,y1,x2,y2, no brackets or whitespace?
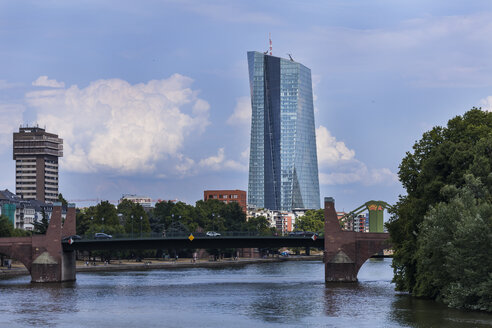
292,12,492,88
0,80,23,89
175,154,196,176
319,161,398,186
316,125,397,186
316,125,355,167
0,104,25,147
227,96,251,126
26,74,210,174
180,1,282,25
32,76,65,88
198,148,247,172
240,146,250,161
479,96,492,112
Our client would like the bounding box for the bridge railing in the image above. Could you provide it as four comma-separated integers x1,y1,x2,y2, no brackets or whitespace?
75,231,324,240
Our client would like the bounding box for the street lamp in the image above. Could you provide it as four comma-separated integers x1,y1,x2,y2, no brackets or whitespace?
140,216,143,238
171,214,174,236
101,217,104,232
131,215,134,238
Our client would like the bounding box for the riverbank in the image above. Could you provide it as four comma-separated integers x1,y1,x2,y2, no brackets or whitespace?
0,255,323,279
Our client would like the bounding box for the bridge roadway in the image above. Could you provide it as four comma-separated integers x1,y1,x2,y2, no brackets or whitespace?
0,197,389,282
62,235,325,251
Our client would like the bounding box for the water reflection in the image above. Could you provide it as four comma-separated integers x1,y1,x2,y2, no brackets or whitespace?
1,259,489,328
0,280,79,327
390,294,492,328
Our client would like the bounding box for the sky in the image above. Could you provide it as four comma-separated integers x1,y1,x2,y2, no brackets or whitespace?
1,0,492,212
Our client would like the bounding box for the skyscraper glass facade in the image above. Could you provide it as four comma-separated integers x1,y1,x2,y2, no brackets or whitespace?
247,51,320,211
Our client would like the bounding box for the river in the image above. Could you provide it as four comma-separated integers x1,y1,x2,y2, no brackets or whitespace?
0,258,490,327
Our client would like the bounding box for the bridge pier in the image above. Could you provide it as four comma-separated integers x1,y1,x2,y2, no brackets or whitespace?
61,250,76,282
0,203,77,283
323,197,389,282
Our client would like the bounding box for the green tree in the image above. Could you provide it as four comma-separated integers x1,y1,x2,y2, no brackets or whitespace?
0,215,14,237
117,200,151,236
33,209,49,234
415,175,492,311
57,193,68,207
387,108,492,308
76,201,125,237
295,209,324,233
243,216,271,235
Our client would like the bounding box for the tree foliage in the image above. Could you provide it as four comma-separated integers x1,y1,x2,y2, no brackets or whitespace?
415,175,492,311
150,199,248,234
76,201,126,236
0,215,31,237
0,215,13,237
387,108,492,311
57,193,68,207
295,209,324,232
33,209,49,234
243,216,272,235
117,200,151,236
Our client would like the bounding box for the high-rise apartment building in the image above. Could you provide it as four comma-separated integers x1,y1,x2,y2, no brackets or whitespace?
13,126,63,203
247,51,320,211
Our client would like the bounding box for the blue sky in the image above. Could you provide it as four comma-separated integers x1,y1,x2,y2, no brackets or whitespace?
1,0,492,212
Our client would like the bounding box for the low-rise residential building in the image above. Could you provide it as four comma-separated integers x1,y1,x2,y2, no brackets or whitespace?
204,190,247,212
0,189,64,230
353,214,369,232
247,207,304,234
337,211,353,230
119,194,152,209
274,212,294,235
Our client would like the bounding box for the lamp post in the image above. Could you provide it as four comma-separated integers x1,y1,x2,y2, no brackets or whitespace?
131,215,134,238
171,214,174,237
212,213,215,232
140,216,143,238
178,216,181,236
102,217,104,232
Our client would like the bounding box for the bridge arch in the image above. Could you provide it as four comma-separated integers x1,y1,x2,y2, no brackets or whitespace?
0,203,77,282
357,258,393,282
323,197,390,282
0,238,33,272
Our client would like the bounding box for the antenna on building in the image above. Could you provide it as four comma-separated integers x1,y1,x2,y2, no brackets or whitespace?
287,53,294,62
269,32,272,55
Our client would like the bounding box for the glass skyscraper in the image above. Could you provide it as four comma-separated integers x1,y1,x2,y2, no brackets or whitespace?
247,51,320,211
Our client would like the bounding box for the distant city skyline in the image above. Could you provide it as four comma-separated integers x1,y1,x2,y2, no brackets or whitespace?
1,1,492,212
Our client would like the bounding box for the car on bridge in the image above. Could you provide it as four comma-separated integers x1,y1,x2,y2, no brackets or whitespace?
206,231,221,237
288,231,318,238
94,232,112,239
62,235,82,242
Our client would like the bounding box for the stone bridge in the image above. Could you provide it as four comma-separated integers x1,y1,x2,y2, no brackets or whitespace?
0,203,76,282
323,197,390,282
0,198,389,283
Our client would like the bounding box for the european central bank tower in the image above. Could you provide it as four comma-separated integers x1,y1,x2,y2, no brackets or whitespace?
247,51,320,211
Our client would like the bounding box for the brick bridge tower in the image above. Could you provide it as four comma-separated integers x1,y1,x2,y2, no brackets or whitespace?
323,197,390,282
0,202,76,282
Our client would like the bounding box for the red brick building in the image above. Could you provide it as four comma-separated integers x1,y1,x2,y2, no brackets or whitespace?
204,190,247,212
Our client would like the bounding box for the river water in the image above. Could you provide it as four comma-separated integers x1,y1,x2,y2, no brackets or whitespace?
0,259,490,328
